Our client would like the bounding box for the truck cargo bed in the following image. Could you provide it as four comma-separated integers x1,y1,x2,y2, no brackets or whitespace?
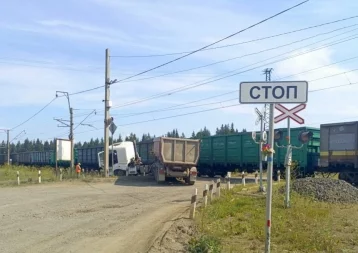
153,137,200,165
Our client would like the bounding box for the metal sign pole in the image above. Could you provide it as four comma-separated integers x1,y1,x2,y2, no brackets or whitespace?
111,131,114,175
265,103,274,253
285,118,291,208
239,80,308,253
259,115,264,191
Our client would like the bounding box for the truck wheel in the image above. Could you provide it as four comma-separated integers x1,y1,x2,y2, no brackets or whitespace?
188,180,195,185
185,177,195,185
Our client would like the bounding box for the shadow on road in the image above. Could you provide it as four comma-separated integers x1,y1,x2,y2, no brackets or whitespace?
113,174,265,187
114,175,192,187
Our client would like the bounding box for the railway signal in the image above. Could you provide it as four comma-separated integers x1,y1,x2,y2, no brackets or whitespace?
276,129,313,209
240,79,308,253
298,130,313,144
252,108,268,192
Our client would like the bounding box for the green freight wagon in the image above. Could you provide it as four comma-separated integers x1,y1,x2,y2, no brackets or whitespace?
272,126,320,179
198,132,260,177
197,127,320,178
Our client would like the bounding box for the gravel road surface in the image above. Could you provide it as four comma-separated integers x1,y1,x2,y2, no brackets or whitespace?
0,176,211,253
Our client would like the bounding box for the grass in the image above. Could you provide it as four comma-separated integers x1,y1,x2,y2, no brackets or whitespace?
0,165,117,187
192,182,358,253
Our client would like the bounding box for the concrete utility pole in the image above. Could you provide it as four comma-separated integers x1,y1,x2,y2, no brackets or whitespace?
0,129,11,165
70,107,74,171
6,130,10,165
263,68,273,131
104,48,111,178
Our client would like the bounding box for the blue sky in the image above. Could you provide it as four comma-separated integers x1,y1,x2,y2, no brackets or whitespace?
1,0,358,144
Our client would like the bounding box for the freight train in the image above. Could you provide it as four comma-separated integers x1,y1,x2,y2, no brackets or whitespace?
1,121,357,185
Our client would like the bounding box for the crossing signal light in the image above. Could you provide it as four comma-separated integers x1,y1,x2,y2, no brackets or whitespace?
298,130,313,144
274,130,283,142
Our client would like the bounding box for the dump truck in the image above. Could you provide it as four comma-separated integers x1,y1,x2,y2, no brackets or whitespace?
139,137,200,185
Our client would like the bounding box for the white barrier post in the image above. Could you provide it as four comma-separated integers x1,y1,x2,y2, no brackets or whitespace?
203,184,208,208
189,188,197,219
60,168,63,181
216,178,221,198
82,169,85,179
227,172,231,190
242,171,246,186
17,171,20,185
277,170,281,183
38,170,41,183
209,181,214,203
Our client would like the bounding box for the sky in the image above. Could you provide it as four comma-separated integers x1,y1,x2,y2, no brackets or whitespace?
1,0,358,144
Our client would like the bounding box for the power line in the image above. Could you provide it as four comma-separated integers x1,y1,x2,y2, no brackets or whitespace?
66,19,356,99
110,0,310,83
11,97,57,131
74,80,358,134
111,15,358,58
83,66,358,123
73,110,97,131
86,98,239,124
275,55,358,80
101,31,358,110
115,25,358,84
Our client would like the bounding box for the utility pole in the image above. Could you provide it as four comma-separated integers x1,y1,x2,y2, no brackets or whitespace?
263,68,273,131
6,130,10,165
0,129,11,165
104,48,111,178
70,107,74,172
55,91,74,175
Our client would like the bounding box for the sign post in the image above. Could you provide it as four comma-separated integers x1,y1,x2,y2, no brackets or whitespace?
240,80,308,253
109,122,117,175
274,103,311,208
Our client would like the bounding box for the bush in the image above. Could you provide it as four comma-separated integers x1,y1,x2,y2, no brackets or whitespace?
188,235,222,253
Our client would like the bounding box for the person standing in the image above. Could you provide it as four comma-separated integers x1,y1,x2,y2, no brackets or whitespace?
76,163,81,178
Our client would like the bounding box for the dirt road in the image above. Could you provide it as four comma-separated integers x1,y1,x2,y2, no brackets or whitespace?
0,176,211,253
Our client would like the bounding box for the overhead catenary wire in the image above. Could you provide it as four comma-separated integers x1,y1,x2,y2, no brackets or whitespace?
73,80,358,135
94,31,358,111
111,15,358,58
110,0,310,83
115,25,358,84
73,110,97,131
83,66,358,123
11,97,57,131
66,19,358,98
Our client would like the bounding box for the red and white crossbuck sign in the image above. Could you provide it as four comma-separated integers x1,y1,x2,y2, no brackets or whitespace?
274,103,306,124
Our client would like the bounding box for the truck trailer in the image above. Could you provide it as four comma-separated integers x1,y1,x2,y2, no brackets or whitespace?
139,137,200,185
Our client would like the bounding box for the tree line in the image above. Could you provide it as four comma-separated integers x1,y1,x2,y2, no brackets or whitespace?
0,123,247,153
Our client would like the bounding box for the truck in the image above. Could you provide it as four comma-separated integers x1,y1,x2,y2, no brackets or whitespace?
97,141,143,176
138,137,200,185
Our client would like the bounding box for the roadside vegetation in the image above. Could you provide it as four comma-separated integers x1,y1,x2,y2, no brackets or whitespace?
0,165,116,186
190,181,358,253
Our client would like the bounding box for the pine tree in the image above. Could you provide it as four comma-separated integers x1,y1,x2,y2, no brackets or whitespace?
191,131,196,138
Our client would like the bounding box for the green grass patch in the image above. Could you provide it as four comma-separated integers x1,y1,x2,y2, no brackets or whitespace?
0,165,114,186
194,183,358,253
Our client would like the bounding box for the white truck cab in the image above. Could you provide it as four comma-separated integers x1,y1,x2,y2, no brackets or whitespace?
98,141,138,176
